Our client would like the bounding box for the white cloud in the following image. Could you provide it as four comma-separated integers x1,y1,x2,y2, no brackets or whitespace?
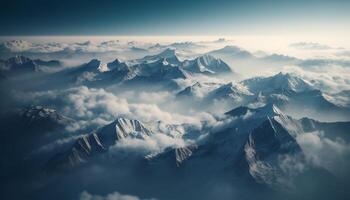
1,40,67,53
138,91,172,104
14,86,203,130
336,50,350,58
296,131,350,175
111,133,186,156
290,42,333,50
0,39,154,54
32,134,83,154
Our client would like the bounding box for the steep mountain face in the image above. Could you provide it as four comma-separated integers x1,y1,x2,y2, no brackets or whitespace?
182,54,232,75
46,118,154,171
47,133,107,171
174,145,198,166
238,117,302,186
148,144,198,167
203,105,305,187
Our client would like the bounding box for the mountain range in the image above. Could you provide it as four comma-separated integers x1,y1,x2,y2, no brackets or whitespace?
1,42,350,200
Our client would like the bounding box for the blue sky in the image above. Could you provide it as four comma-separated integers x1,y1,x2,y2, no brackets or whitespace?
1,0,349,36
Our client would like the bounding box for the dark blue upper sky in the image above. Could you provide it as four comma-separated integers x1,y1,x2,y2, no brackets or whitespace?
1,0,349,36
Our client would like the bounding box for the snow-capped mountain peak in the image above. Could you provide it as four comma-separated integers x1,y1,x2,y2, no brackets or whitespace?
182,54,232,74
97,118,153,146
46,117,154,171
242,72,314,94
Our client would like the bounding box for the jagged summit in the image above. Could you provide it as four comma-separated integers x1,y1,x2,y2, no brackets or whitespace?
106,58,129,71
96,118,153,147
46,117,154,171
242,116,302,185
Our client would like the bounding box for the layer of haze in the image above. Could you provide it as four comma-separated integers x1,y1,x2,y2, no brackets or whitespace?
1,0,350,37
